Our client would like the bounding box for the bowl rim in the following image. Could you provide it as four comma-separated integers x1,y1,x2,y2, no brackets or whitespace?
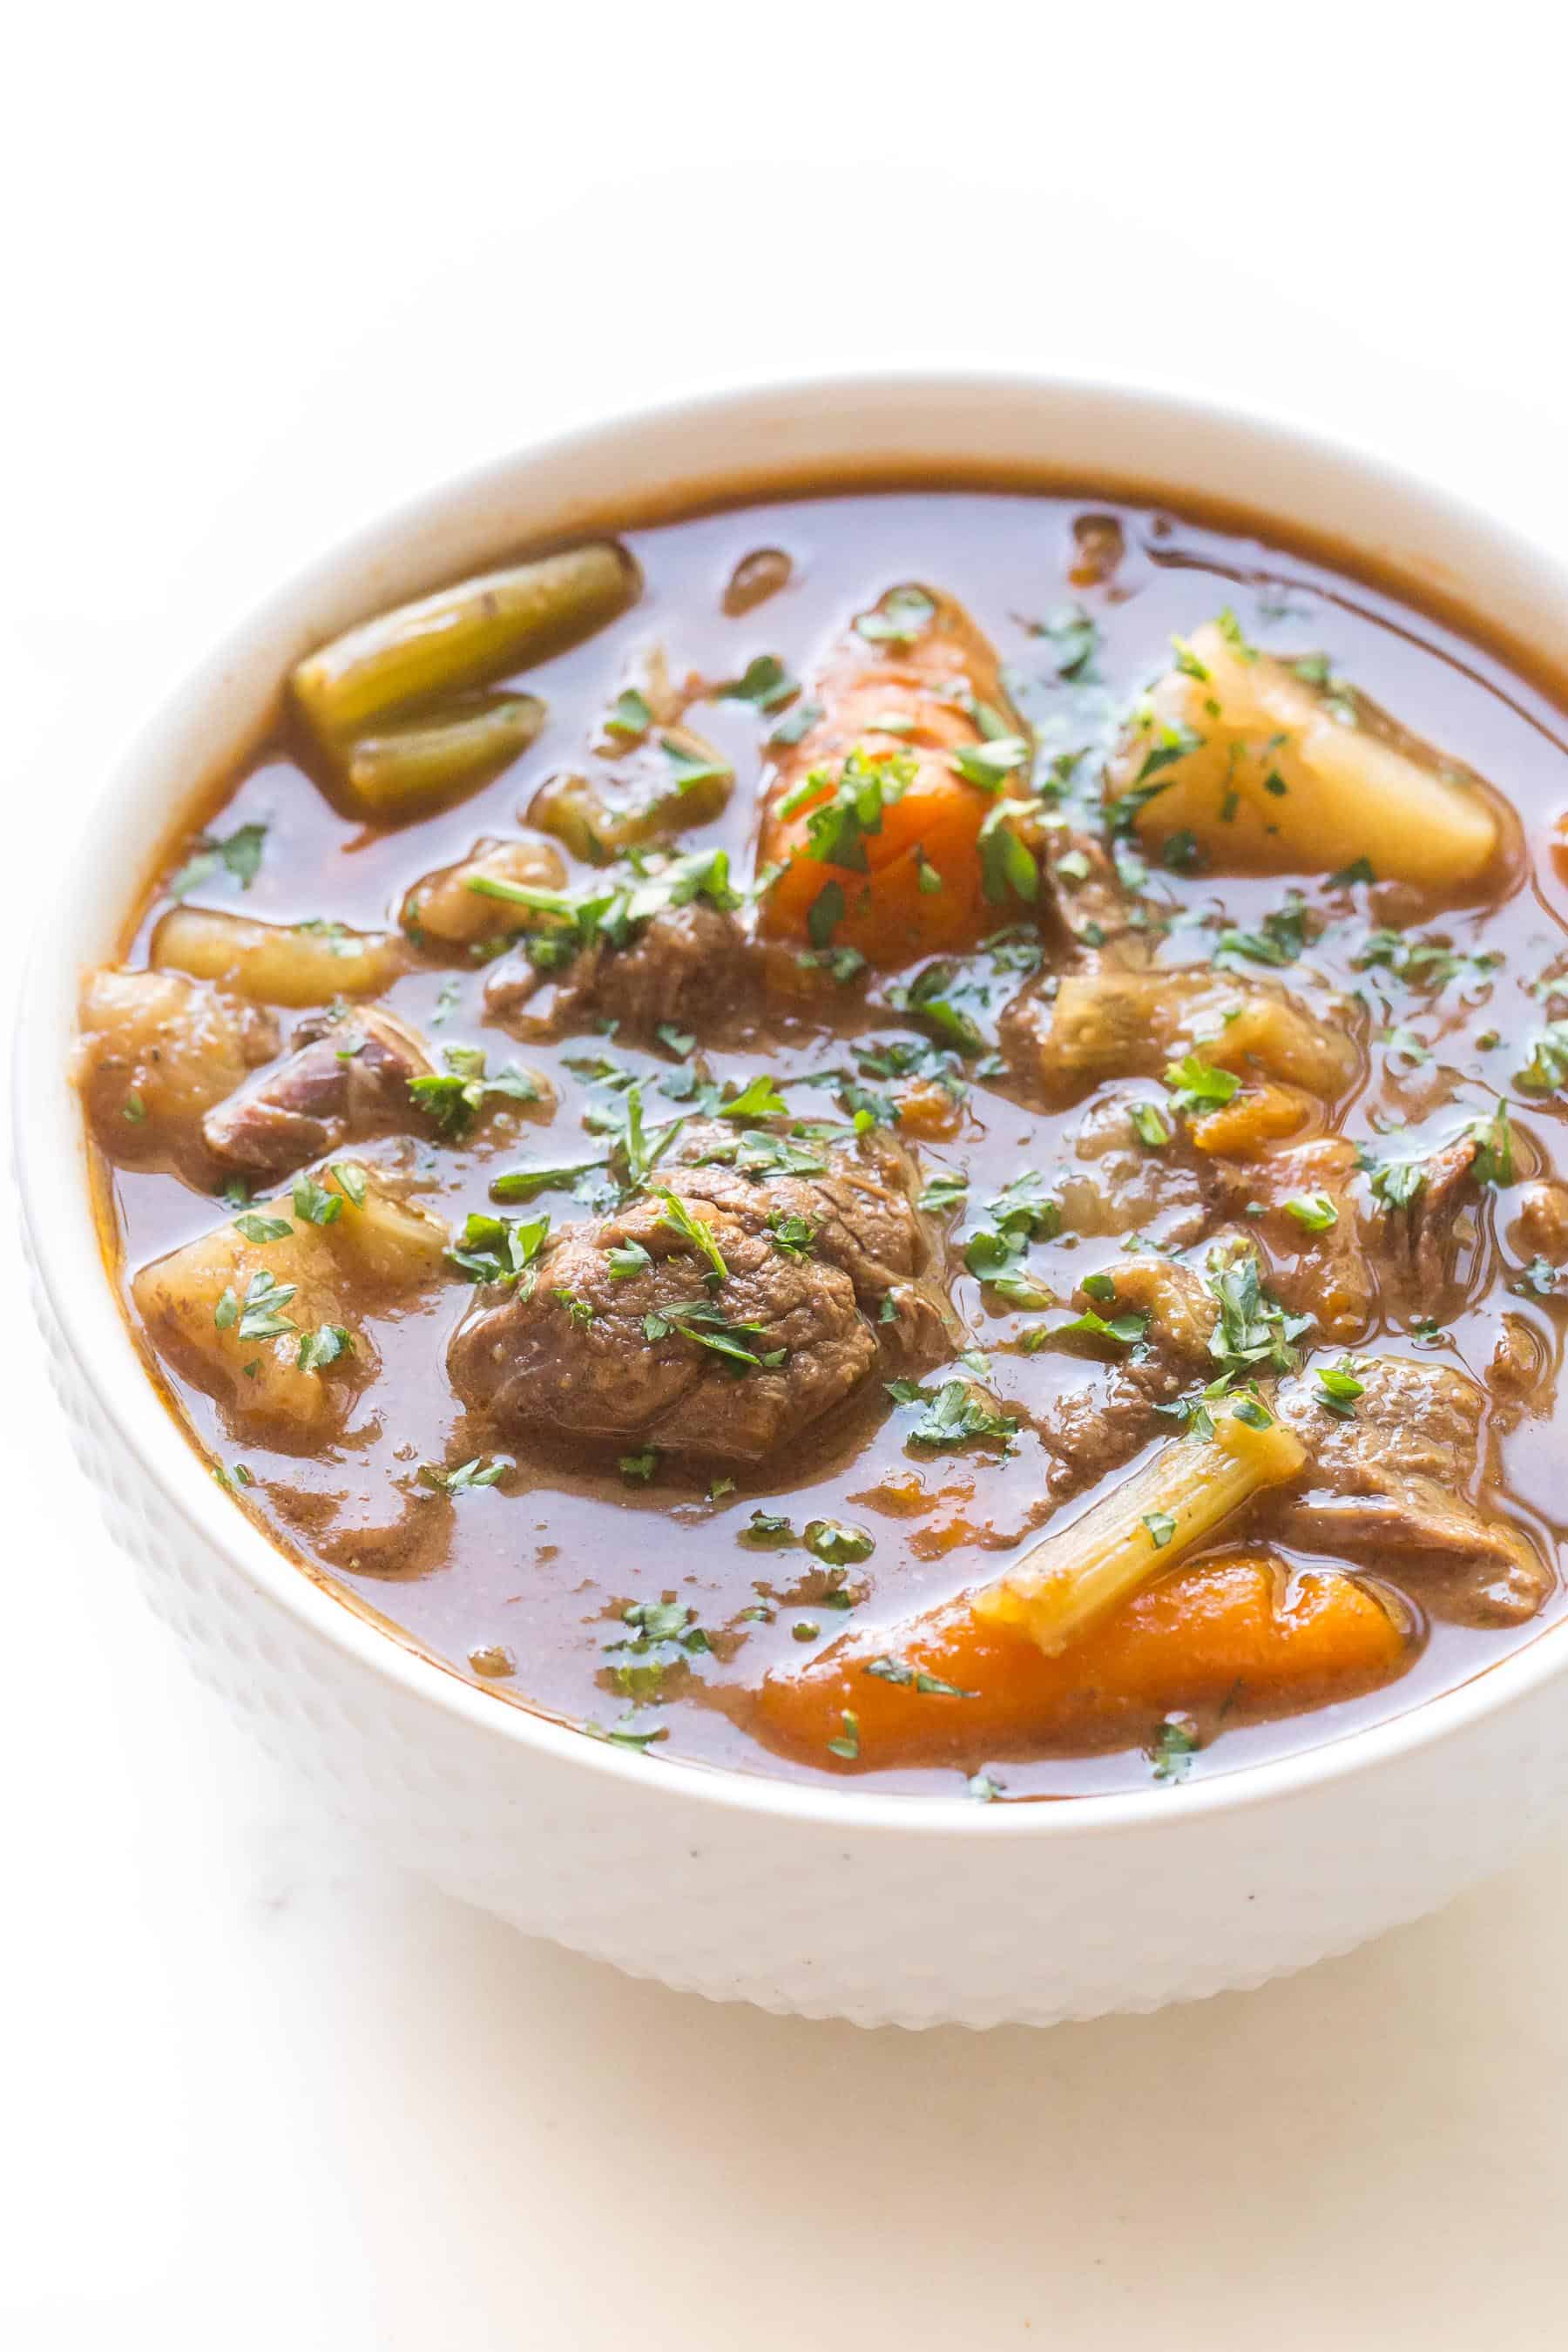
23,363,1568,1842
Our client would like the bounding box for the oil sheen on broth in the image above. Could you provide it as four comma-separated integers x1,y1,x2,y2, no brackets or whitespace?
78,487,1568,1800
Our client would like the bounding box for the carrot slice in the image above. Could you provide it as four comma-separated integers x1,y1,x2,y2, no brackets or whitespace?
758,585,1032,966
752,1552,1409,1771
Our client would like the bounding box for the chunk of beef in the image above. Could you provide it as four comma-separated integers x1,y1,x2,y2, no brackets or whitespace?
1006,1256,1220,1508
666,1120,924,1300
449,1125,940,1464
1378,1135,1479,1303
449,1190,874,1463
1217,1137,1374,1343
484,902,754,1043
1269,1355,1549,1625
75,968,278,1165
1002,968,1359,1102
201,1006,435,1182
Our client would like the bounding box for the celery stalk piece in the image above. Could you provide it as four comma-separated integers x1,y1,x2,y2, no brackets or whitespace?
974,1405,1306,1657
290,543,639,748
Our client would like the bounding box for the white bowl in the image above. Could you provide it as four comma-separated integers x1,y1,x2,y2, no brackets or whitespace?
21,375,1568,2028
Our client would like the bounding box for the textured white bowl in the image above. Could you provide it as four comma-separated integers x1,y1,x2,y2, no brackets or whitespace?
21,375,1568,2027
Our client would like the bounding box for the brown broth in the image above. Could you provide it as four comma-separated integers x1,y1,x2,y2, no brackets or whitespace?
93,486,1568,1799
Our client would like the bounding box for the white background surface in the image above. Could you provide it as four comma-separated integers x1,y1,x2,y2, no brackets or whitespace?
6,6,1568,2342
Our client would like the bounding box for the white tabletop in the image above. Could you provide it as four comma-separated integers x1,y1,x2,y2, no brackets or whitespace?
6,10,1568,2343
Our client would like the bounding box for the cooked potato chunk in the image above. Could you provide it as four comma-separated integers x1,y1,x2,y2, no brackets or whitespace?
1028,969,1358,1098
401,834,568,947
152,908,407,1006
132,1176,449,1443
1106,619,1500,888
75,968,278,1153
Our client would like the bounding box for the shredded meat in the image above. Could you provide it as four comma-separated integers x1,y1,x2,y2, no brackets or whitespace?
1269,1355,1549,1625
484,902,754,1043
1380,1136,1480,1303
448,1123,936,1463
201,1005,435,1181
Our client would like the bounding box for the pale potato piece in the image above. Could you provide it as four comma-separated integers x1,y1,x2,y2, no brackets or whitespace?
75,968,278,1146
400,834,566,946
1107,621,1499,888
132,1178,449,1443
152,907,407,1006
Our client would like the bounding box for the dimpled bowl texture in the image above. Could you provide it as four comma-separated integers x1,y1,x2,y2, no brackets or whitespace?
20,376,1568,2027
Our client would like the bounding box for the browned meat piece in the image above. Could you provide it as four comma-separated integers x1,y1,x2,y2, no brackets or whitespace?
1512,1180,1568,1264
450,1193,872,1463
1002,968,1359,1102
449,1124,936,1463
201,1006,435,1181
1004,1256,1221,1509
484,902,755,1043
1378,1136,1479,1302
666,1120,925,1304
1269,1355,1549,1625
75,968,278,1166
1218,1137,1374,1343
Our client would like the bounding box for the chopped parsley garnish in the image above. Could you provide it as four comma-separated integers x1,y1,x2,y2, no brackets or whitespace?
1314,1359,1366,1418
1284,1192,1339,1233
1163,1054,1240,1116
1517,1021,1568,1097
291,1173,341,1227
233,1212,293,1245
826,1710,861,1761
977,802,1039,907
1151,1715,1200,1782
855,586,935,646
170,820,268,901
448,1210,550,1284
949,735,1031,789
409,1045,542,1138
1034,602,1100,682
1142,1509,1178,1549
214,1267,296,1343
618,1450,659,1484
717,652,798,711
884,1378,1018,1450
918,1171,970,1217
1130,1101,1171,1149
605,686,652,739
654,1188,728,1282
296,1323,352,1375
805,1519,875,1565
1206,1254,1307,1382
422,1454,507,1495
767,1213,816,1260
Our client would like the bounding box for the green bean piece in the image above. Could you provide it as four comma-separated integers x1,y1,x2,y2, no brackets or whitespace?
290,542,639,747
344,693,546,821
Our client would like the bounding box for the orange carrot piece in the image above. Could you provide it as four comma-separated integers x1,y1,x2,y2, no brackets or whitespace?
752,1552,1409,1771
758,587,1030,966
